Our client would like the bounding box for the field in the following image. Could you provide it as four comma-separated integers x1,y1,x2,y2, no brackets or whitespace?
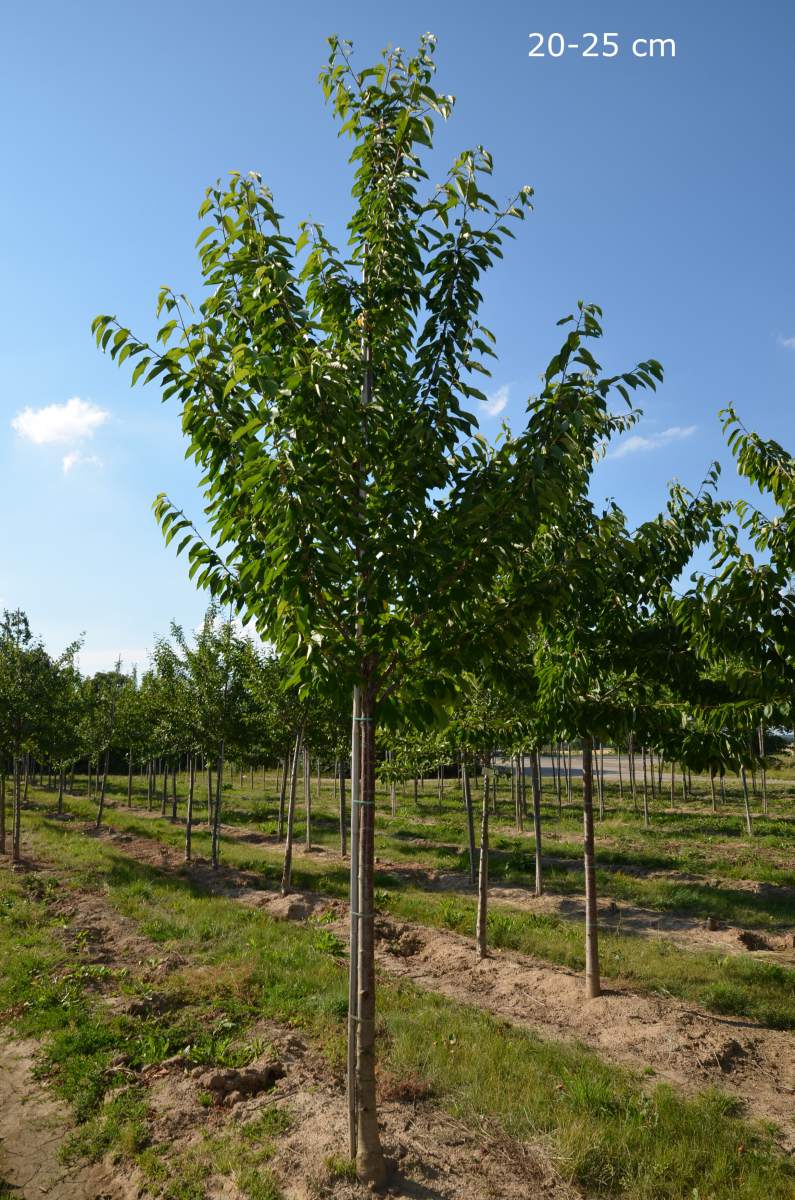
1,761,793,1200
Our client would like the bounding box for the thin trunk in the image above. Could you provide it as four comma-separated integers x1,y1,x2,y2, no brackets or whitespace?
211,746,225,869
12,756,22,863
171,761,178,821
582,735,601,998
338,759,347,857
277,750,289,841
280,730,303,893
304,745,312,850
57,767,65,815
641,746,650,827
127,749,133,808
596,742,604,820
347,692,361,1161
462,759,476,887
709,766,717,813
740,766,754,837
354,689,386,1185
0,770,6,854
476,760,490,959
95,744,111,829
531,750,543,897
160,763,168,816
758,723,768,816
514,754,524,831
629,734,638,812
185,752,195,863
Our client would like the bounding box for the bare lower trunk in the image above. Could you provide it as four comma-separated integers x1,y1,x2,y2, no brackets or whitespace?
758,723,768,816
582,735,601,998
641,746,650,827
354,690,386,1186
57,767,65,815
277,750,289,841
95,746,111,829
741,766,754,837
476,761,490,959
185,753,195,863
531,750,543,897
171,763,178,821
462,760,476,887
339,759,347,857
709,767,717,813
0,770,5,853
280,731,303,894
127,750,133,808
304,745,312,849
12,757,22,863
211,746,225,869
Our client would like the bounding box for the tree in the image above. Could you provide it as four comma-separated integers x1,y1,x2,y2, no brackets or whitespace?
94,36,666,1182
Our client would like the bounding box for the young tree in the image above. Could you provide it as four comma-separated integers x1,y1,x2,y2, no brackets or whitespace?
95,36,665,1181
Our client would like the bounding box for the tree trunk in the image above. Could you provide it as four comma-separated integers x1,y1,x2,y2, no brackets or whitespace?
95,745,111,829
12,756,22,863
531,750,543,897
641,745,650,827
617,745,624,802
740,766,754,837
277,750,289,841
0,770,6,854
304,745,312,849
171,761,178,821
582,735,601,998
127,749,133,808
57,767,65,815
161,763,168,816
709,766,717,813
185,752,195,863
280,731,303,894
596,742,604,820
354,689,386,1186
211,746,225,869
476,762,490,959
338,759,347,857
462,759,476,886
758,723,768,816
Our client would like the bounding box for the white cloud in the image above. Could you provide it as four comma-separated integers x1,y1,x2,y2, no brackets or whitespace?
480,385,509,418
11,397,109,445
778,335,795,350
62,451,102,475
611,424,697,460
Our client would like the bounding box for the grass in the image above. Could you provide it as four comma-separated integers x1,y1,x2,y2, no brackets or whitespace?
28,786,795,1031
1,825,794,1199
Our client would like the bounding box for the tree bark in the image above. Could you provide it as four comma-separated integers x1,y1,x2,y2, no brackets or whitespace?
531,750,543,897
95,744,111,829
476,761,490,959
740,765,754,837
304,745,312,849
0,770,6,854
57,767,65,815
127,749,133,808
185,752,195,863
277,750,289,841
582,735,601,998
462,760,476,887
211,746,225,869
12,756,22,863
354,689,386,1186
338,758,347,857
280,730,302,894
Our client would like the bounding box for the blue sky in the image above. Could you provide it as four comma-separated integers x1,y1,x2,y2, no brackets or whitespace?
1,0,793,672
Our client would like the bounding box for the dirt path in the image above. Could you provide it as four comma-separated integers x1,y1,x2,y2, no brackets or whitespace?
57,824,795,1153
0,1037,140,1200
86,808,795,960
3,848,574,1200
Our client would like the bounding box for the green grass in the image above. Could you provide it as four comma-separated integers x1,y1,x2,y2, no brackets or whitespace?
2,825,794,1199
30,788,795,1031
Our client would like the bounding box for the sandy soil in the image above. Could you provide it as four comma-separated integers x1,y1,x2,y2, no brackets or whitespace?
1,848,575,1200
59,824,795,1153
0,1037,141,1200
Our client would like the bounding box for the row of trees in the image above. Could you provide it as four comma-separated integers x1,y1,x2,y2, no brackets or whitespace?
85,34,795,1184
